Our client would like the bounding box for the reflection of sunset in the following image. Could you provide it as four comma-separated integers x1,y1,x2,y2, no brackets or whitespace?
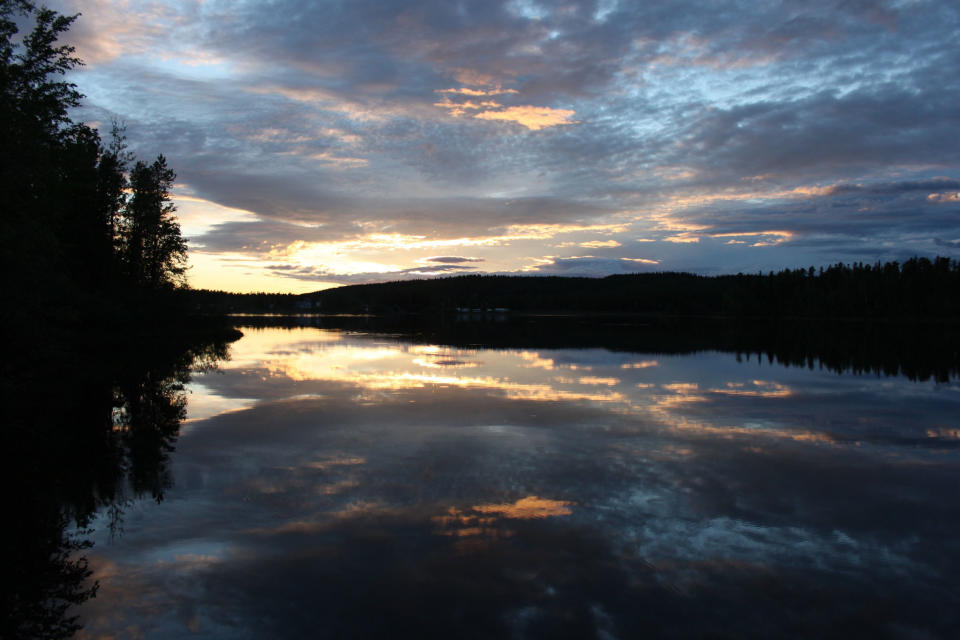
411,357,479,369
307,456,366,470
473,496,574,519
709,380,792,398
926,428,960,439
432,497,574,543
519,352,556,370
192,328,853,450
408,345,444,355
226,331,632,404
622,360,659,369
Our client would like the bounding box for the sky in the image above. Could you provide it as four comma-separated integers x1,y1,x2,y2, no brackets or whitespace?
48,0,960,292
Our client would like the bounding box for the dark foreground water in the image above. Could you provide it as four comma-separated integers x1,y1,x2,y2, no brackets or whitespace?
38,323,960,637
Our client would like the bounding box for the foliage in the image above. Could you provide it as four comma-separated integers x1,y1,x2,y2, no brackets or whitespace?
242,257,960,320
1,1,189,332
124,155,188,289
1,5,202,635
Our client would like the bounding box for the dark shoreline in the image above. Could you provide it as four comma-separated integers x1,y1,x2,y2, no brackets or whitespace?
224,313,960,383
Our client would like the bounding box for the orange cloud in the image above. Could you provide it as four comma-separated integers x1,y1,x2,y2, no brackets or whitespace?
432,97,503,116
436,87,519,96
504,222,630,238
928,192,960,203
663,234,700,243
474,105,578,130
578,376,621,386
578,239,622,248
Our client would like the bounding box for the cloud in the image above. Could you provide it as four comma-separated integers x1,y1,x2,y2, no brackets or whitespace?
928,192,960,203
421,256,485,263
265,262,481,286
473,105,578,130
523,256,660,277
433,86,578,130
51,0,960,290
578,239,621,248
436,87,519,96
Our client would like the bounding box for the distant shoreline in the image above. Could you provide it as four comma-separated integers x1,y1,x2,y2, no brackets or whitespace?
183,258,960,321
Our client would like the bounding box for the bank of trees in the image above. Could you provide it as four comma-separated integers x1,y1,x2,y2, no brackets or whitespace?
297,258,960,320
1,1,188,328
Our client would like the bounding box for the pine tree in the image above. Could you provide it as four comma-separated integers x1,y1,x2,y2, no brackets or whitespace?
124,155,188,289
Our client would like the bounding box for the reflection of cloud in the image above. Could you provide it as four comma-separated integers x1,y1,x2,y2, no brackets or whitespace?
926,428,960,439
431,496,573,543
196,328,951,458
307,456,366,471
707,380,792,398
185,383,257,423
646,383,836,445
361,372,627,404
79,326,960,637
473,496,574,519
231,335,628,405
412,358,479,369
622,360,659,369
519,352,556,370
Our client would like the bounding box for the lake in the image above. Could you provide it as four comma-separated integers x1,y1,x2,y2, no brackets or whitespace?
65,321,960,638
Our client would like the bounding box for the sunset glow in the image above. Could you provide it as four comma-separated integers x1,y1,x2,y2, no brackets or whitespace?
51,0,960,292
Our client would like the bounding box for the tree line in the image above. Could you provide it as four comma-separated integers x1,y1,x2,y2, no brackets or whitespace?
1,1,188,331
278,257,960,319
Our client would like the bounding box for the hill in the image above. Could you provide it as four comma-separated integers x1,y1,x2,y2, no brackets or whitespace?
186,257,960,320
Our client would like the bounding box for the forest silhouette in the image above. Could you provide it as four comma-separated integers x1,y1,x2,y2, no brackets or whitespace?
0,5,239,637
184,257,960,320
2,3,960,637
3,1,958,328
296,258,960,318
1,1,190,336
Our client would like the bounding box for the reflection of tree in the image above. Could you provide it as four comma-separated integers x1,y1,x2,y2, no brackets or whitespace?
242,314,960,382
1,332,235,639
114,367,188,503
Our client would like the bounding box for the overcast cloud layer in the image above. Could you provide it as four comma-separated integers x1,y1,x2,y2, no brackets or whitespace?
51,0,960,291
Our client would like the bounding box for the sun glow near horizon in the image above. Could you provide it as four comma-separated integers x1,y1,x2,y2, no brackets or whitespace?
81,0,960,292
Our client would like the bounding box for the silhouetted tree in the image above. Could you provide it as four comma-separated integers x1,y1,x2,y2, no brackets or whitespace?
96,122,133,269
249,258,960,320
1,1,87,318
2,1,194,331
124,155,188,289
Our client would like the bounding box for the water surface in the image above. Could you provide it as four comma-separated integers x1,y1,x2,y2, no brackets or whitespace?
74,325,960,638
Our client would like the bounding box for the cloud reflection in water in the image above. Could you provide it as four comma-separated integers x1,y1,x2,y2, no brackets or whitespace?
76,327,960,638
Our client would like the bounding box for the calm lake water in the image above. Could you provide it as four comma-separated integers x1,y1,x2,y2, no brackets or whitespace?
71,324,960,638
